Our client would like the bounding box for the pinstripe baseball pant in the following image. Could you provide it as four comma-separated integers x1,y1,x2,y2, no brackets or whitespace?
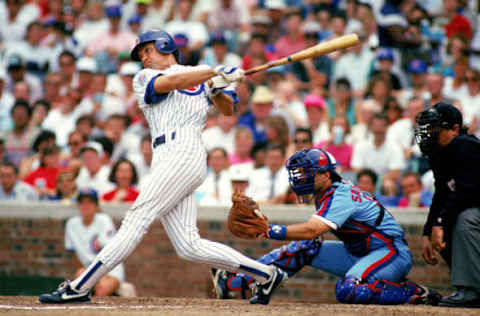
71,129,273,291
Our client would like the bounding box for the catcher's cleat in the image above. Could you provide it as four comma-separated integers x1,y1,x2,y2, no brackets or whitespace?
249,267,288,305
409,284,442,306
211,268,232,299
39,281,91,304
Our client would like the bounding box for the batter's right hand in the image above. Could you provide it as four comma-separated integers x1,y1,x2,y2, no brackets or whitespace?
421,235,439,265
213,65,245,83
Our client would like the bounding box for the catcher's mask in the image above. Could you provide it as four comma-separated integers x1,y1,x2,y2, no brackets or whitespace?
414,103,462,156
286,148,339,203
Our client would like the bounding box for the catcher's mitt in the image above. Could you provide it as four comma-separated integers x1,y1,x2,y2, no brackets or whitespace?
228,192,268,239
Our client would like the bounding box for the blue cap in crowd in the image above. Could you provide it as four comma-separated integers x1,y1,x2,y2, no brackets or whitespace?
408,59,427,74
173,33,189,48
105,5,122,18
7,54,24,70
77,188,99,204
209,31,227,46
376,47,394,61
128,13,141,25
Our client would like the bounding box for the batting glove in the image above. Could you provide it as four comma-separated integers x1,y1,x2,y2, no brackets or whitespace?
210,75,229,96
213,65,245,83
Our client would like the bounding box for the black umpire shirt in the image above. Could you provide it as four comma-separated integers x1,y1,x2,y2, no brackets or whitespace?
423,134,480,238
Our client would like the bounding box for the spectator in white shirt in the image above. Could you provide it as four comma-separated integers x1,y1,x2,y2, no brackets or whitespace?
397,59,430,108
0,0,40,45
139,0,173,31
75,141,115,195
73,0,109,49
42,88,92,148
386,96,426,166
3,21,52,78
0,162,38,201
202,112,238,154
103,114,140,162
0,68,15,132
248,144,289,204
4,54,43,103
333,32,375,95
351,113,406,182
215,162,254,206
165,0,209,51
195,147,230,205
200,31,241,68
442,56,469,102
349,99,381,145
460,69,480,134
127,134,152,183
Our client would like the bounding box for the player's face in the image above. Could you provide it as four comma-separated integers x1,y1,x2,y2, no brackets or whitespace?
437,126,460,147
138,42,176,70
78,197,97,222
314,171,330,194
0,166,17,192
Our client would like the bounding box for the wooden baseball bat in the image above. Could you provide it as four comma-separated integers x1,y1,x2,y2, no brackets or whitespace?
245,33,359,75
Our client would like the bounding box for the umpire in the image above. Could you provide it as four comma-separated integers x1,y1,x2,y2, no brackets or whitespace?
415,102,480,308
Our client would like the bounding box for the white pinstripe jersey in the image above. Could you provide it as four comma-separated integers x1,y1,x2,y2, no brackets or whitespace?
133,64,211,138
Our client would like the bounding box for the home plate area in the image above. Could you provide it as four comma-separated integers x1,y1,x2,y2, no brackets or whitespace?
1,296,479,316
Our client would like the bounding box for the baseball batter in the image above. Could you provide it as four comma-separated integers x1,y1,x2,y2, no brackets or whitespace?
213,148,442,305
39,30,286,304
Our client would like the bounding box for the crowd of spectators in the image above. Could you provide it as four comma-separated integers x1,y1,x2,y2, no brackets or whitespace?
0,0,479,209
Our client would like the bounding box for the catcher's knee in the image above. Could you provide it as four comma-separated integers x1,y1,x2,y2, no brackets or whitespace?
259,238,322,274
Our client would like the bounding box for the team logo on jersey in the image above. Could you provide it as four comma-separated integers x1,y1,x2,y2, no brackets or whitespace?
178,83,204,96
90,235,101,254
138,74,146,86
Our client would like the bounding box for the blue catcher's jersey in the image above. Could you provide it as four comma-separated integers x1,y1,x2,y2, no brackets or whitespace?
313,181,406,256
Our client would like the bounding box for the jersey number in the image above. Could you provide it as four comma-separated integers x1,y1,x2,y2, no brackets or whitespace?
351,188,373,203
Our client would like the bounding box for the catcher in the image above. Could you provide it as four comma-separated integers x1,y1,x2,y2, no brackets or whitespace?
215,148,442,305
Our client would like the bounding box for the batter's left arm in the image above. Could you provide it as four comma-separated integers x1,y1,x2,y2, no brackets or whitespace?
210,90,234,116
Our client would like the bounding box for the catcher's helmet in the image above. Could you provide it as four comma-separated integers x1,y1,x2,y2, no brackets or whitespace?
130,29,182,64
286,148,339,198
414,102,463,155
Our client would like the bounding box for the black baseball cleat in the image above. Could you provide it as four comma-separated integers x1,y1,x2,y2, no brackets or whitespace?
210,268,232,299
249,267,288,305
39,281,91,304
439,287,480,308
409,285,443,306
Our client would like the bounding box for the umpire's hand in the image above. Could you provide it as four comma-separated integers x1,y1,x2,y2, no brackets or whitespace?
422,235,439,265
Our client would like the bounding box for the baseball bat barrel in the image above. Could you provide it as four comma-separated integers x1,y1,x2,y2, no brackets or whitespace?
244,33,359,75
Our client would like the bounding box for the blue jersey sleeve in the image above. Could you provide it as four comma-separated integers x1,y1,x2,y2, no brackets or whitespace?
314,185,357,229
145,74,169,104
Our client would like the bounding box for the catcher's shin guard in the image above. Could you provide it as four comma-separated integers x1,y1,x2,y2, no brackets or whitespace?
335,276,413,305
258,238,322,277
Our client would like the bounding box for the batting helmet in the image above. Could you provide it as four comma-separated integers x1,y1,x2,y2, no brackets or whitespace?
414,102,463,155
286,148,340,198
130,29,182,64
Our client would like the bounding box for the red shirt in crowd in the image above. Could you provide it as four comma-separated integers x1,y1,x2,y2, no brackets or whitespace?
24,167,60,190
101,187,140,203
445,14,472,40
316,141,353,171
